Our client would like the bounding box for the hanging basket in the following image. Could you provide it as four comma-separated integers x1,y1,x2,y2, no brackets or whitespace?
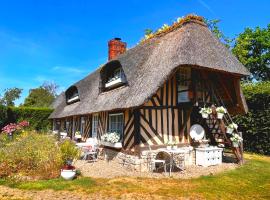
201,113,209,119
232,142,239,148
226,127,234,134
217,113,224,119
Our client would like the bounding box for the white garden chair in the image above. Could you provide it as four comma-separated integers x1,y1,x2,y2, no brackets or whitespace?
147,145,167,173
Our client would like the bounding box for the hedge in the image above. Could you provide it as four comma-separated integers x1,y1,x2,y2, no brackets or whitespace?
234,81,270,155
0,106,53,131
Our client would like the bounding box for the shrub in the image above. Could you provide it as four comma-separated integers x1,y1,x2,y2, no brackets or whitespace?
0,106,53,131
59,140,81,165
0,132,62,179
233,81,270,155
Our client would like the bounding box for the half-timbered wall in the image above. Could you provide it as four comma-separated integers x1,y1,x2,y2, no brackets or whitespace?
140,71,192,147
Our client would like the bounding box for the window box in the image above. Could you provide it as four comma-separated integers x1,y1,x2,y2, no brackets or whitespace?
100,140,122,149
105,77,126,88
67,95,79,103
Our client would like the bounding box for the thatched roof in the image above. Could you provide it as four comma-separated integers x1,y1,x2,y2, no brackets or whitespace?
49,16,249,119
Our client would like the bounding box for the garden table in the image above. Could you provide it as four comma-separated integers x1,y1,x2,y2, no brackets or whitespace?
158,148,190,176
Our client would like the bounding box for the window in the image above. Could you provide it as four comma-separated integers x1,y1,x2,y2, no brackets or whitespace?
92,114,99,138
105,68,126,88
80,117,85,135
177,68,191,103
108,113,124,140
65,86,80,104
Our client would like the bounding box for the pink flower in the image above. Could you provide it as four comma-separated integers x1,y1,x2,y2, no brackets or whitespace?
1,121,29,134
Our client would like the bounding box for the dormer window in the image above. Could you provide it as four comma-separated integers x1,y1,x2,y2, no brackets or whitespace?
100,60,127,92
65,86,80,104
105,68,126,88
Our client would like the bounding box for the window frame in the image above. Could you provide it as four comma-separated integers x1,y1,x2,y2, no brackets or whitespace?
92,114,99,138
177,68,191,103
108,113,124,141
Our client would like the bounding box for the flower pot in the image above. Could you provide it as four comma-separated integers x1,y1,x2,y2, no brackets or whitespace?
232,142,239,148
61,169,76,180
166,146,172,150
201,113,209,119
217,113,224,119
172,145,177,150
226,127,234,134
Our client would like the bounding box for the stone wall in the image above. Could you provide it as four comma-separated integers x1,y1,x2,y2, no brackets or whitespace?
102,147,195,172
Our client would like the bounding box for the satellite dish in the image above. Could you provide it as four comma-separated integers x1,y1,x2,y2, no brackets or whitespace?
190,124,205,141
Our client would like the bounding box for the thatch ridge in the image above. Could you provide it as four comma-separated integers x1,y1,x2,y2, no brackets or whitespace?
49,15,250,119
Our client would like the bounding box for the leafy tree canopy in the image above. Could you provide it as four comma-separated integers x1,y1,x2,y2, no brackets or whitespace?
232,25,270,81
23,82,58,108
0,88,23,106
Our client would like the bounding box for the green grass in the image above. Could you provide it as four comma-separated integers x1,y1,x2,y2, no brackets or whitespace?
0,153,269,199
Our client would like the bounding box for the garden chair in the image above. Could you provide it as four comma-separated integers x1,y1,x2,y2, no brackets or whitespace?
81,145,98,162
147,145,167,173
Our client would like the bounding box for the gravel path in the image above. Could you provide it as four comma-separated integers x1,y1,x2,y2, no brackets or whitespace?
74,159,237,179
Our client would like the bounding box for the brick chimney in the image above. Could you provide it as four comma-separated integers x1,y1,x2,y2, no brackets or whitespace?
108,38,127,60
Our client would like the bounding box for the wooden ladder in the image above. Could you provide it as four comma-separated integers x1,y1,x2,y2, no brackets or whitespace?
210,82,244,164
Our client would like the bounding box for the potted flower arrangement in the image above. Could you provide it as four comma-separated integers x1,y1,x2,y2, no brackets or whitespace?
60,140,80,180
172,141,178,150
166,140,173,150
226,123,238,134
230,133,243,148
199,107,212,118
100,132,122,148
216,106,227,119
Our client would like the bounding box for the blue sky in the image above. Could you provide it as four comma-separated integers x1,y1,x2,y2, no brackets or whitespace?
0,0,269,105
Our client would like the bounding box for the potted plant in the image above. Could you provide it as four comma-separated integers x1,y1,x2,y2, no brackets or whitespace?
60,140,80,180
60,160,76,180
172,141,178,150
230,133,243,148
199,107,212,118
166,140,173,150
226,123,238,134
216,106,227,119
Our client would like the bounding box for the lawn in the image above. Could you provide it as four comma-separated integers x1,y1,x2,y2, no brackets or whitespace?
0,153,269,200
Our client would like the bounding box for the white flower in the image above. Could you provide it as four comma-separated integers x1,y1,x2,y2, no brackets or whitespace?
101,132,120,143
228,123,238,130
216,106,227,114
230,133,243,143
199,107,212,114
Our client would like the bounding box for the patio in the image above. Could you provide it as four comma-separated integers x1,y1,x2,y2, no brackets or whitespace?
73,152,238,179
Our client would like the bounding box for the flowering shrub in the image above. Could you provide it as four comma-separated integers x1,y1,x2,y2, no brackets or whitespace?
101,132,120,143
1,121,29,135
0,131,62,179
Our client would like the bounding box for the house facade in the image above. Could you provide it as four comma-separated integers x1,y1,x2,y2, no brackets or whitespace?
50,15,249,167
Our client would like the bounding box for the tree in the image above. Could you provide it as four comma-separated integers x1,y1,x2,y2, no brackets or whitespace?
23,82,58,108
0,88,23,106
232,25,270,81
205,19,232,48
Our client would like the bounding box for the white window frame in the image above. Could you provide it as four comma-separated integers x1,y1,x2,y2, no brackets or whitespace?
108,113,124,141
92,114,99,138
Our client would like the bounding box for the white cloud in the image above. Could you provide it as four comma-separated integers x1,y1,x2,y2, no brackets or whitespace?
52,66,86,74
197,0,216,15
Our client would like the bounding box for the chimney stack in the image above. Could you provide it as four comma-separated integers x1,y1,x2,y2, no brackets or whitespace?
108,38,127,60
